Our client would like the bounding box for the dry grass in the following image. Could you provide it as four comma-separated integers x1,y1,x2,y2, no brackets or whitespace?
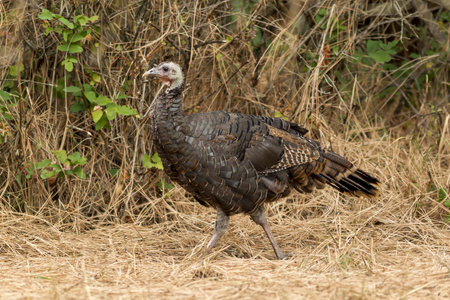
1,0,450,299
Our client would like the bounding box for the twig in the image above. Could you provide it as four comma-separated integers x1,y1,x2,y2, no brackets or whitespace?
185,60,250,111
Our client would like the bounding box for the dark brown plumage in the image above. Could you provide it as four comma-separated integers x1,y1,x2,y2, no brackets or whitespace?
143,62,380,260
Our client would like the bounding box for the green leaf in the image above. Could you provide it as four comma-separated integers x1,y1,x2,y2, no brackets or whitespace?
40,170,55,179
38,9,54,20
0,90,10,101
252,26,263,48
69,44,83,53
64,86,81,93
70,101,87,113
94,114,109,130
74,15,88,26
66,56,78,63
108,168,120,176
142,153,164,169
439,188,448,202
57,17,74,29
35,159,51,169
73,166,86,179
92,109,103,123
63,61,73,72
50,164,62,173
369,50,392,64
63,30,69,42
95,96,112,105
71,33,85,43
57,44,69,52
52,150,69,165
91,73,101,83
87,16,99,22
116,105,137,116
115,92,127,100
44,27,54,35
151,153,163,169
274,111,288,121
366,40,379,53
9,64,24,77
84,91,97,102
68,152,87,165
226,36,233,43
83,84,94,92
142,154,152,169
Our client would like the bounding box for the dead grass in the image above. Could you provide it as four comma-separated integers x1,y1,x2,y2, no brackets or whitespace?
1,134,450,299
1,0,450,299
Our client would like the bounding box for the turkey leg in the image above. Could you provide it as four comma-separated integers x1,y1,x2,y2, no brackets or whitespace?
204,207,230,255
250,208,289,260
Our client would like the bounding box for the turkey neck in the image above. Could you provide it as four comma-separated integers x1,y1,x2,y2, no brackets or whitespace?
150,86,185,150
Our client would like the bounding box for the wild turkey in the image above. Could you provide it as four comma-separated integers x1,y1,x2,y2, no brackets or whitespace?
143,62,379,260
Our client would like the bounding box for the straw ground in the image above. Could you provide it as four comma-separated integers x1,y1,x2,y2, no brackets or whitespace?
1,0,449,299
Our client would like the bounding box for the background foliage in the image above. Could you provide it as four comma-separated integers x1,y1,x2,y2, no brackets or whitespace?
0,0,449,230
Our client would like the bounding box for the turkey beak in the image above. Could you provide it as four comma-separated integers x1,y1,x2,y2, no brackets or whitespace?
142,67,160,79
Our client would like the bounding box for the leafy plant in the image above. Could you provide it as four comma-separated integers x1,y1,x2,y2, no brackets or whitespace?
38,9,98,72
366,40,398,64
18,151,88,184
67,84,137,130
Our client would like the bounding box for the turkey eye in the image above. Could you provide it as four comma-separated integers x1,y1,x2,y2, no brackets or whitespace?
162,66,169,71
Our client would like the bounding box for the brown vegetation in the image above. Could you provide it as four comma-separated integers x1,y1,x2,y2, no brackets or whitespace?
0,0,449,298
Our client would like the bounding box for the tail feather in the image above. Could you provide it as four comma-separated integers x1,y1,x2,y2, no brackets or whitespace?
290,150,380,198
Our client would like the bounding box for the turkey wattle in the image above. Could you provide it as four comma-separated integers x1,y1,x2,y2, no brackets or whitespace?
143,62,379,260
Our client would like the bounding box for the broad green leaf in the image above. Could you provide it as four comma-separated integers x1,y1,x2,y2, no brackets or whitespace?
68,44,83,53
35,159,51,169
366,40,379,53
71,33,85,43
64,86,81,93
57,44,69,52
94,114,109,130
95,96,112,105
84,91,97,102
38,9,54,20
87,16,99,22
115,92,127,100
91,73,101,82
108,168,120,176
63,61,73,72
52,150,69,164
82,84,94,92
68,152,87,165
92,109,103,123
9,64,24,77
44,27,54,35
142,154,152,168
63,30,69,42
57,17,74,29
50,164,62,172
369,50,392,64
66,56,78,63
0,90,10,101
73,166,86,179
70,101,87,113
116,105,137,116
40,170,55,179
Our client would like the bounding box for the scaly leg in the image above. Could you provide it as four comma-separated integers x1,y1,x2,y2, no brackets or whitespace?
204,207,230,255
250,207,289,260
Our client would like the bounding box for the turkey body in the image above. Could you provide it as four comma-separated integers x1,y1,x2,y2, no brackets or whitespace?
145,62,379,260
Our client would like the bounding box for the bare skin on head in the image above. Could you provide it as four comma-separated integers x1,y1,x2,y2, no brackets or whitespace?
143,62,184,89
